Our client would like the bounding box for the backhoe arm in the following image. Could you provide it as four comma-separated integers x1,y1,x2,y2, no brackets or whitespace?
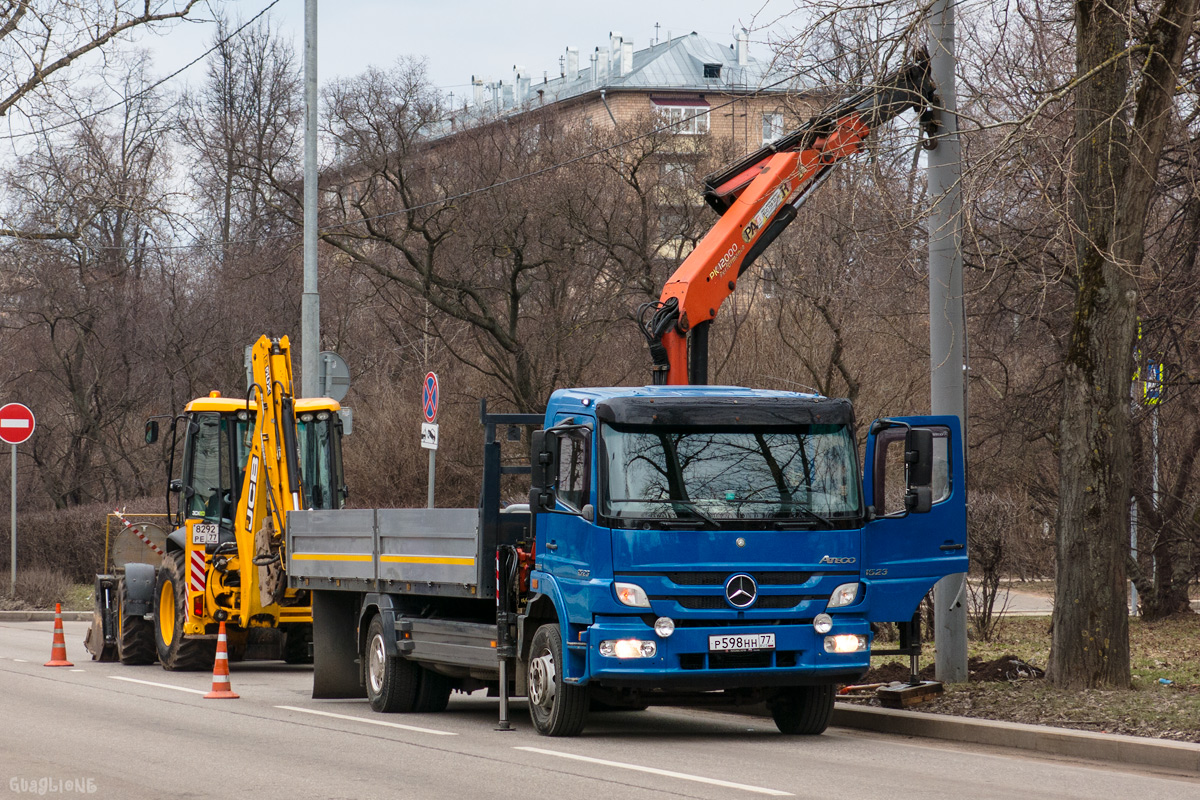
640,50,940,385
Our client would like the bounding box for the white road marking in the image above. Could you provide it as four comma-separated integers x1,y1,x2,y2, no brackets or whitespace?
109,676,208,695
274,706,457,736
13,658,27,662
70,669,85,672
515,747,793,797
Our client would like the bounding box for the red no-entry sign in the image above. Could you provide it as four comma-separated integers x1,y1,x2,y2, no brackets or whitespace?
0,403,35,445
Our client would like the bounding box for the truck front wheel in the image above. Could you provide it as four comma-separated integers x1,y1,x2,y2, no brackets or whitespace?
364,615,419,713
527,624,588,736
768,684,835,735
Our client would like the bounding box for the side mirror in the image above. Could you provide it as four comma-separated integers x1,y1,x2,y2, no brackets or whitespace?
145,420,159,445
169,479,183,494
904,428,934,514
528,430,559,512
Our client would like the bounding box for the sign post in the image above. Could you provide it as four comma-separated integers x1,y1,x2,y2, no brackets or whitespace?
0,403,35,597
421,373,439,509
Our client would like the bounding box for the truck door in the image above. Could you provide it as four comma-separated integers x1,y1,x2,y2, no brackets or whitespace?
537,417,598,625
860,414,967,622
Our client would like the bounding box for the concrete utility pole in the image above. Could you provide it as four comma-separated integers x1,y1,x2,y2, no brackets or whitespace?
301,0,320,397
927,0,969,683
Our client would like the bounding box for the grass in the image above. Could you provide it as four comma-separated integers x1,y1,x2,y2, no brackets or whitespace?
861,614,1200,742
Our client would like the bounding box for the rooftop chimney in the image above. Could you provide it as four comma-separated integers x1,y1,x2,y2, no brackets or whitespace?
621,41,633,76
736,29,749,66
471,75,485,107
566,46,579,81
610,31,623,75
590,51,599,87
596,47,610,83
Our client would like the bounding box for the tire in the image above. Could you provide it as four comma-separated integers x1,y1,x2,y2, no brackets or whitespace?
769,684,835,735
154,552,216,671
527,624,589,737
116,576,156,665
364,615,419,713
283,623,314,664
414,667,452,713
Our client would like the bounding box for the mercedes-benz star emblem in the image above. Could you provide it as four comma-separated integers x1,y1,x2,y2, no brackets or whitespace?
724,574,758,609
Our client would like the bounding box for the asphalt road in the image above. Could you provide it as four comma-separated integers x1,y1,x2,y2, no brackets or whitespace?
2,621,1195,800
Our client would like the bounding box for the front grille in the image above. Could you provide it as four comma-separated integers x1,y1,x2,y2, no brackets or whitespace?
673,594,813,610
710,651,773,669
657,571,812,586
677,650,799,670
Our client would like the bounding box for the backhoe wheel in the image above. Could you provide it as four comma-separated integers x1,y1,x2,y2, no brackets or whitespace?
414,667,452,713
768,684,835,735
527,624,589,737
116,575,156,665
154,552,216,671
364,615,419,713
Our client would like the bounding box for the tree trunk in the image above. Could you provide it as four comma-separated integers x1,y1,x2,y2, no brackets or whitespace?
1050,0,1197,687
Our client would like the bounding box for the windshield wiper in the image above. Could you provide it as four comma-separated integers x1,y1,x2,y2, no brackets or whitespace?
775,504,834,529
608,498,720,528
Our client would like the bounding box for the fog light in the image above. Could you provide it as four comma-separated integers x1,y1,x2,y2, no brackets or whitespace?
599,639,657,659
654,617,675,638
813,613,833,634
824,634,867,653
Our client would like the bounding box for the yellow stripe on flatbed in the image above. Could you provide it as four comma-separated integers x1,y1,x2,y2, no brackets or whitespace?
290,553,372,562
379,555,475,566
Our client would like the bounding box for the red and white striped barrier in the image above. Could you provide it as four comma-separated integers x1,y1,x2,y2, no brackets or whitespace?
112,511,165,558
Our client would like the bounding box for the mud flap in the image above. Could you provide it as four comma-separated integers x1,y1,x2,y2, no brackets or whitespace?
312,589,364,699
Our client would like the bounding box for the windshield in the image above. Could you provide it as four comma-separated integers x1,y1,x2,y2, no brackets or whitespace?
297,415,344,510
602,424,861,522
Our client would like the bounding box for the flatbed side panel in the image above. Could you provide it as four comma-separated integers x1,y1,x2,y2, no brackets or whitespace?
378,509,479,587
398,617,499,672
288,509,377,582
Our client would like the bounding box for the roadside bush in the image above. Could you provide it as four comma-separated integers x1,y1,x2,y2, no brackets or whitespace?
967,491,1043,640
0,500,150,583
2,567,76,609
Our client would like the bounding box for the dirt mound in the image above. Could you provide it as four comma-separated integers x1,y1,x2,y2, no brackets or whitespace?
969,655,1045,682
861,661,936,683
859,656,1045,686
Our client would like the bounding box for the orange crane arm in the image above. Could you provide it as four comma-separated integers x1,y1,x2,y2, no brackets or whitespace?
640,50,940,385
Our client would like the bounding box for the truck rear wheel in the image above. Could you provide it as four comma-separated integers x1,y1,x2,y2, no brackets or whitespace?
769,684,835,735
154,552,216,671
527,624,588,737
364,615,419,712
116,575,155,665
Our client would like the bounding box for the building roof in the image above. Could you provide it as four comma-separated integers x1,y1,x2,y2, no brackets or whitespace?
467,31,804,118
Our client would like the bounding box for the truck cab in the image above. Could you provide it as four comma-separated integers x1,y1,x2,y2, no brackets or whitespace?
523,385,966,732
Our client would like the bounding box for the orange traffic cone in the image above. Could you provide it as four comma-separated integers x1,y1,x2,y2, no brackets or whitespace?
44,603,74,667
204,621,239,699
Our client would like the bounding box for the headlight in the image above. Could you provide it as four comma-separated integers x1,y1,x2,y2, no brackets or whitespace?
614,582,650,608
653,617,675,638
824,634,868,653
813,613,833,634
299,413,314,422
599,639,657,658
827,582,860,608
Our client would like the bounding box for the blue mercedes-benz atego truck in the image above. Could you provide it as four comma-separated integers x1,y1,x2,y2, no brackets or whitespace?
287,385,967,736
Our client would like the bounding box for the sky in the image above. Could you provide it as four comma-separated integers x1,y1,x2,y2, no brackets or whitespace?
130,0,796,98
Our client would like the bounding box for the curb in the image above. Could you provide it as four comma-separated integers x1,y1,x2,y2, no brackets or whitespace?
832,703,1200,774
0,611,91,622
